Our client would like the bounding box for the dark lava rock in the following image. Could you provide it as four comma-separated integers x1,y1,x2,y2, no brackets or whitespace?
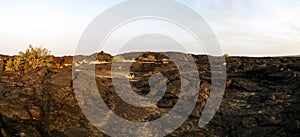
0,52,299,136
0,100,31,120
242,117,257,128
45,67,72,86
0,59,4,71
63,56,73,65
96,51,112,62
256,115,281,126
157,99,174,108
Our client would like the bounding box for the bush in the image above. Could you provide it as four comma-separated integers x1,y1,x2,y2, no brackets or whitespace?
111,56,125,62
137,54,156,62
5,58,15,71
13,58,23,71
223,54,230,58
147,55,156,61
6,45,51,71
19,45,51,70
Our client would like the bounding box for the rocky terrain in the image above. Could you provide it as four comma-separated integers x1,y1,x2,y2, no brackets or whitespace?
0,52,299,137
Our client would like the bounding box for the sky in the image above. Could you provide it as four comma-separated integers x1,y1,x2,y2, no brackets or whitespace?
0,0,299,56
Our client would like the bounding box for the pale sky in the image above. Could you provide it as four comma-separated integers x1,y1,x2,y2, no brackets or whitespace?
0,0,299,56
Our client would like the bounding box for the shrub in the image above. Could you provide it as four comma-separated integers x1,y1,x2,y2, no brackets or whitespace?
13,58,23,71
5,58,15,71
19,45,51,70
6,45,51,71
147,55,156,61
5,57,25,71
137,56,144,62
223,53,230,58
137,54,156,62
111,56,125,62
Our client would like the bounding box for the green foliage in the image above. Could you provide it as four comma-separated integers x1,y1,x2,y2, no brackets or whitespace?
137,54,156,62
6,58,15,71
111,56,125,62
13,58,23,71
55,63,61,68
5,58,23,71
137,56,144,62
6,45,51,71
223,53,230,58
147,55,156,61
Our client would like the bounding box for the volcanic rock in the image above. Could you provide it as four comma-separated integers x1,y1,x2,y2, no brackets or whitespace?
0,52,299,136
